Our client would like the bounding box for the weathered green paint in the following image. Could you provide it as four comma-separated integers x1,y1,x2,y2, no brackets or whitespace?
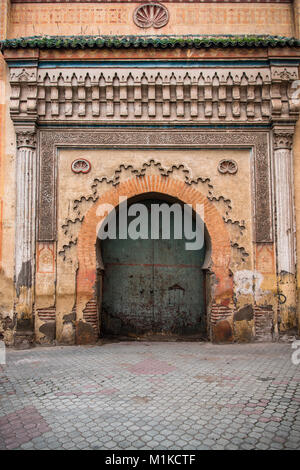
101,199,206,338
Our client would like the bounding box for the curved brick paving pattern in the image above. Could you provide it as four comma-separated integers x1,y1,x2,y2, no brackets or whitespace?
0,342,299,450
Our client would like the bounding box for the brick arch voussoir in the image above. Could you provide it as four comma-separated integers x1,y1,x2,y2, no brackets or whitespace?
76,175,233,303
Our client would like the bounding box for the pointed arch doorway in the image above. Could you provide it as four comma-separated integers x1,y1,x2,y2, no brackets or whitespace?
98,195,207,340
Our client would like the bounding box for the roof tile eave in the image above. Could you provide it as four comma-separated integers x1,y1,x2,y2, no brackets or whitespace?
1,34,300,51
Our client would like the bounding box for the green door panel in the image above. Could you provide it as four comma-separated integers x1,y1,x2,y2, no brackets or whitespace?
101,198,206,337
152,207,206,336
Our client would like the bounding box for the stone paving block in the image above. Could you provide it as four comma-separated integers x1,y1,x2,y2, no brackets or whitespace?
0,342,299,450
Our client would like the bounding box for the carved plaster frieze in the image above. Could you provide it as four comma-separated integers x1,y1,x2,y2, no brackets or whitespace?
59,158,249,263
8,66,300,123
271,67,298,82
10,67,38,118
38,129,272,244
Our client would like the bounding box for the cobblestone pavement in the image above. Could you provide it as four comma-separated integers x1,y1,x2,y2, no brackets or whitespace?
0,341,299,450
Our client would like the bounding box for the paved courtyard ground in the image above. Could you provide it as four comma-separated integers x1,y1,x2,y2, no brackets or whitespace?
0,341,299,450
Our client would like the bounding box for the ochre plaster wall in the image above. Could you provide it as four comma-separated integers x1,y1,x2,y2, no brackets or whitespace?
0,0,15,345
293,119,300,332
8,3,293,38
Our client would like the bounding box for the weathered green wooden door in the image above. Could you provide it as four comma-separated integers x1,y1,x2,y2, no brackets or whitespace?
101,199,206,338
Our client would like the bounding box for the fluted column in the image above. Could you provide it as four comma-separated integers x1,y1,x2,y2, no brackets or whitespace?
14,128,37,349
273,127,297,330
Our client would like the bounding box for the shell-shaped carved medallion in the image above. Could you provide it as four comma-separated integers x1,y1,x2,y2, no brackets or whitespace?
71,159,91,174
133,3,169,29
218,159,238,175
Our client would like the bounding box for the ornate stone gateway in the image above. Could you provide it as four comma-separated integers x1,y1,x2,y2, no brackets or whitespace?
1,36,300,347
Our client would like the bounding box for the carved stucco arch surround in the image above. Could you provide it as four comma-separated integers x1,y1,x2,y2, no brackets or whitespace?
76,175,233,325
38,129,271,243
36,128,272,341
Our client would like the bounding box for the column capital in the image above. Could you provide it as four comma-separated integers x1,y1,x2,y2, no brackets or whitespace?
272,127,294,151
16,127,37,149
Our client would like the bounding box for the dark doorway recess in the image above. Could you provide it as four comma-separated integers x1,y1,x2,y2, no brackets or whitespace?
98,196,207,341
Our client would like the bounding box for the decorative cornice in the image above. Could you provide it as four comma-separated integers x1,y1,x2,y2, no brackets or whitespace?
1,35,300,51
7,64,300,124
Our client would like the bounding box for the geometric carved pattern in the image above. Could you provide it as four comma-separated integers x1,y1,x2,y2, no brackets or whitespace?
38,129,272,244
218,159,238,175
8,66,299,123
133,3,169,29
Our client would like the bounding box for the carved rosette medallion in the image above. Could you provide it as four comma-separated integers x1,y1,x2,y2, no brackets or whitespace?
218,159,238,175
71,159,91,174
133,3,169,28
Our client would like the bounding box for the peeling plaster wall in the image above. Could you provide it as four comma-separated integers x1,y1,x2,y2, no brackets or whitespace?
293,118,300,335
0,1,16,345
0,88,15,333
